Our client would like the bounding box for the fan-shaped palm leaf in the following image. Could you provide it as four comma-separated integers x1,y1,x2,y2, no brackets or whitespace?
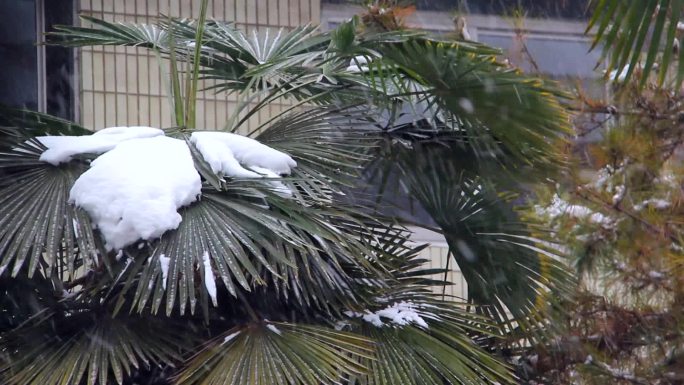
0,129,100,279
379,142,574,331
176,322,373,385
0,314,192,385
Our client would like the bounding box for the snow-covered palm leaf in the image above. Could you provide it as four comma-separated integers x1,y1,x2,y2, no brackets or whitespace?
0,129,100,279
588,0,684,87
122,191,388,316
0,315,191,385
175,323,373,385
323,233,517,385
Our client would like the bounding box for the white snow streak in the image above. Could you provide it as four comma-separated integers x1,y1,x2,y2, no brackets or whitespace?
202,251,217,306
222,331,241,345
159,254,170,290
36,126,163,165
266,323,282,335
634,198,670,211
346,55,370,73
535,194,611,226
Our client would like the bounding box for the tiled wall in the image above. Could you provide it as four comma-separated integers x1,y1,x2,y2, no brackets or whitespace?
78,0,320,133
418,245,468,300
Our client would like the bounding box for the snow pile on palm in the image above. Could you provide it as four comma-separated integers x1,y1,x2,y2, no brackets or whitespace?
345,301,430,329
190,132,296,177
70,136,201,250
36,127,296,250
37,126,164,165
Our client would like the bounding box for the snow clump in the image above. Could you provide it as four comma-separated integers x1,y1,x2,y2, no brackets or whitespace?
69,136,201,250
36,126,163,165
345,301,429,329
190,131,296,177
36,127,296,250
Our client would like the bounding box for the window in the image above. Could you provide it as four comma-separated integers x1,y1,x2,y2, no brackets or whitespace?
0,0,75,120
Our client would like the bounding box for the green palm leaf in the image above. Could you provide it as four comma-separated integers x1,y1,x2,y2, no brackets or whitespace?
357,35,570,169
589,0,684,87
354,325,513,385
0,315,191,385
176,322,373,385
381,142,573,330
49,15,171,48
0,129,100,279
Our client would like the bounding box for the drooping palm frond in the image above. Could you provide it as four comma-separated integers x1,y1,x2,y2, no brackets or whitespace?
352,34,571,171
49,15,171,49
337,240,516,385
0,106,90,137
0,128,100,279
0,314,192,385
374,141,574,335
117,190,392,317
175,323,373,385
588,0,684,87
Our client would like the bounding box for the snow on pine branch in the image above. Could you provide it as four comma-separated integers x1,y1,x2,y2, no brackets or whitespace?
36,127,296,250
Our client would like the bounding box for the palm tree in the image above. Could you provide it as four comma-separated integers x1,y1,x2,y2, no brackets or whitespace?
0,2,572,384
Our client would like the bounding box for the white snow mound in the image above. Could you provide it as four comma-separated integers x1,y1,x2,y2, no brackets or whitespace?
37,126,163,165
190,131,296,177
69,136,201,250
36,127,296,250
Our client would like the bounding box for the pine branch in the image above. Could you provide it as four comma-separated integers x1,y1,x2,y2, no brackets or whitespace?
573,187,681,246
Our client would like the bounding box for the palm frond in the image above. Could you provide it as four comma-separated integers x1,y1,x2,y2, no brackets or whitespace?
347,317,514,385
360,37,570,169
49,15,172,48
0,128,100,279
117,190,387,317
0,106,90,137
589,0,684,87
176,322,373,385
382,142,574,331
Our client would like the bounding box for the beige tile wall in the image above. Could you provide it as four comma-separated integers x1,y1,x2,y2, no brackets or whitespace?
78,0,320,133
418,245,468,300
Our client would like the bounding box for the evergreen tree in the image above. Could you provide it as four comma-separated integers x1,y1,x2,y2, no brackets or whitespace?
521,1,684,383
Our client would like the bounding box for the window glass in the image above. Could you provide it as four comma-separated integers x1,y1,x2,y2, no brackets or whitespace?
0,0,38,110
